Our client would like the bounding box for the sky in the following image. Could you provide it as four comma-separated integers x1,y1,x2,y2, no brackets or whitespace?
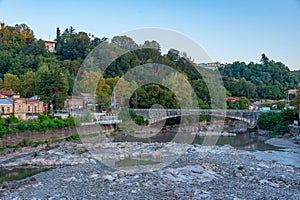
0,0,300,69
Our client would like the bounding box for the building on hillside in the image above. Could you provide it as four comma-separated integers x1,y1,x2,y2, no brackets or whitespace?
13,98,47,120
64,96,84,110
0,22,4,31
44,40,56,53
80,93,96,110
198,62,221,67
288,89,298,106
226,97,238,103
0,98,14,117
0,90,20,99
248,104,260,110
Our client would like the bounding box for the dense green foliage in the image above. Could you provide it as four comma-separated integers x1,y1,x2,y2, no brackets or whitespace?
1,23,299,112
0,114,75,137
0,24,104,110
220,60,299,100
257,109,297,135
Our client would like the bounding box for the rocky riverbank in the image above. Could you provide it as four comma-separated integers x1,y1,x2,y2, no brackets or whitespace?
0,141,299,199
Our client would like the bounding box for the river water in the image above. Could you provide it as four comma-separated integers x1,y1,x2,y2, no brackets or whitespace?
114,132,300,168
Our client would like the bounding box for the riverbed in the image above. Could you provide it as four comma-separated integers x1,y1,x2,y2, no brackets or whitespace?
0,141,299,199
0,129,300,199
113,128,300,168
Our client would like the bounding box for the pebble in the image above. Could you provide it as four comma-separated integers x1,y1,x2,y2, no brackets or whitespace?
0,142,299,199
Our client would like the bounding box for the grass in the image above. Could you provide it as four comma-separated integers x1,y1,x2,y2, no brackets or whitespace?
65,132,101,141
115,157,160,167
65,133,80,141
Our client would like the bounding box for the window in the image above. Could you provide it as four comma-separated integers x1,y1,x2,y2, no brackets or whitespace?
28,106,30,112
34,106,37,112
19,105,21,111
7,107,10,112
1,107,4,113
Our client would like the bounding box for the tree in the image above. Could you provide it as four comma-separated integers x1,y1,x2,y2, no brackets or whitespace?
22,71,36,97
3,73,22,93
51,65,69,109
96,77,111,111
167,48,180,61
276,101,285,110
111,35,138,50
113,78,131,107
0,78,3,89
78,71,102,94
235,97,250,110
260,53,269,64
143,40,160,51
36,64,68,110
162,72,196,108
130,84,179,109
293,86,300,112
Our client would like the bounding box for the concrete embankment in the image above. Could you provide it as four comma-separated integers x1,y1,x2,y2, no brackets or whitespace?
0,124,114,147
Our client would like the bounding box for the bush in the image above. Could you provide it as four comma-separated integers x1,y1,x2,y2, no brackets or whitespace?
273,123,289,135
257,112,280,131
135,116,144,125
129,110,137,119
257,108,297,135
0,114,76,135
16,122,27,131
26,121,41,130
38,114,49,123
4,114,19,124
65,133,80,141
66,116,75,127
0,124,7,138
53,118,65,129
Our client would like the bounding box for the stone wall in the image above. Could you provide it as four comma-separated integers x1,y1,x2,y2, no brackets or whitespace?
0,124,114,147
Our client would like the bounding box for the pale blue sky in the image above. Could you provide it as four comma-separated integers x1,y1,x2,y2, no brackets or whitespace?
0,0,300,69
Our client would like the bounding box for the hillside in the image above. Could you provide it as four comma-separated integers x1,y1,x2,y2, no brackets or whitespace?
0,23,299,110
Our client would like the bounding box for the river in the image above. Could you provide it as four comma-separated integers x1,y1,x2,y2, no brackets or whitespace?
114,132,300,168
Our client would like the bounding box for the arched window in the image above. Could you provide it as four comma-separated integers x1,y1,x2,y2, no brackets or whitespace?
28,106,30,112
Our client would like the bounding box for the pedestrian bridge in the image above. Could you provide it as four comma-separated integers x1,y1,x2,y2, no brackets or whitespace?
131,109,278,125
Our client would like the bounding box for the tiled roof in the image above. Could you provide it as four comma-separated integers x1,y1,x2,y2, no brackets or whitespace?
226,97,238,102
0,90,16,96
0,98,14,104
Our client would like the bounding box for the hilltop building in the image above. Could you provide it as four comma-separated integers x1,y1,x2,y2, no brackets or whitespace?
44,40,56,53
0,22,4,31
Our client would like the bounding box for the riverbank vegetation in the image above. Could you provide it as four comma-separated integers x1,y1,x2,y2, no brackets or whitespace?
257,109,298,135
0,114,75,138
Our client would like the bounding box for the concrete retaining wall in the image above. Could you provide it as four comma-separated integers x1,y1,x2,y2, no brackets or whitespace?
0,124,114,147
